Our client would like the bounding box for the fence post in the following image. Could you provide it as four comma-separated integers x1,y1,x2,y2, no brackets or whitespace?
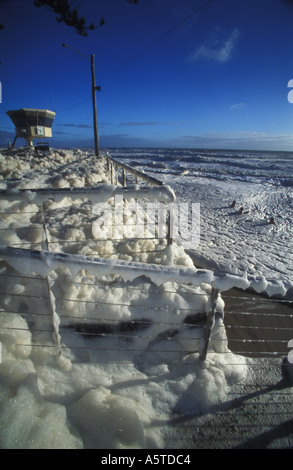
116,165,119,185
110,162,114,184
199,287,219,361
45,275,62,358
41,203,50,251
167,203,175,245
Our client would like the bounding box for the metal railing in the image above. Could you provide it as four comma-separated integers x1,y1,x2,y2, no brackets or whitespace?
105,153,165,187
2,245,292,363
0,246,221,363
0,182,176,256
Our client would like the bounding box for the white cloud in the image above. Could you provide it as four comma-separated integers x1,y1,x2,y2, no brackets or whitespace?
230,102,248,110
188,28,240,64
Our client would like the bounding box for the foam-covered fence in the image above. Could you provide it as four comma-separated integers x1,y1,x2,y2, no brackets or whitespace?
1,245,291,366
105,154,165,187
0,183,176,260
0,246,225,364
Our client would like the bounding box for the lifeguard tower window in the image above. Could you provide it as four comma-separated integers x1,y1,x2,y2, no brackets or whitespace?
10,114,53,128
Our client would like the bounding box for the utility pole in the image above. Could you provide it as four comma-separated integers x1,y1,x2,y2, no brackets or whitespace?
62,44,101,157
91,54,99,156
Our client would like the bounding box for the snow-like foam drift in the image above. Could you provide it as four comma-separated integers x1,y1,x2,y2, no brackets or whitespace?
0,245,249,449
0,148,263,448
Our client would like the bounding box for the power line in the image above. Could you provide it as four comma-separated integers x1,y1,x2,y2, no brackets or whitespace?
36,1,213,115
100,0,213,82
56,96,92,113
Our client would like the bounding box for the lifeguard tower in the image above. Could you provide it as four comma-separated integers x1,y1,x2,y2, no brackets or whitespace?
6,108,56,150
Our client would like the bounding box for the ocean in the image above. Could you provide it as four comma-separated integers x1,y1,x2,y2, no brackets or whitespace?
108,147,293,295
109,148,293,186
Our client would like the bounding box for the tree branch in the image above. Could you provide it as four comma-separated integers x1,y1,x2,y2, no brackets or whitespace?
33,0,104,36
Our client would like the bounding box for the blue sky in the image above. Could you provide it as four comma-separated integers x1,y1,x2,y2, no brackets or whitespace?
1,0,293,150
